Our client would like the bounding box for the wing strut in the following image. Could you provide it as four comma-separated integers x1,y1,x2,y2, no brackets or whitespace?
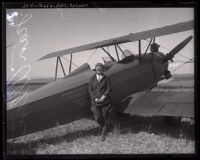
144,38,153,56
114,45,120,61
153,37,156,43
55,56,67,81
55,57,59,81
116,44,126,58
69,53,73,73
58,57,66,77
101,47,116,62
139,40,141,63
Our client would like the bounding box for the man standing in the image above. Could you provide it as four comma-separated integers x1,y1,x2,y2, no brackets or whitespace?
88,62,112,141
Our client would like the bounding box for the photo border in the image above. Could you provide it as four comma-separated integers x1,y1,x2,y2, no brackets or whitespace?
2,1,199,159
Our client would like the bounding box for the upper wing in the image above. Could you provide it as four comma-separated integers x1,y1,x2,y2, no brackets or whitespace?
38,20,193,61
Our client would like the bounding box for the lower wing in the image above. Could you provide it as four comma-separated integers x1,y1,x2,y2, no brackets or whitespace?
115,91,194,118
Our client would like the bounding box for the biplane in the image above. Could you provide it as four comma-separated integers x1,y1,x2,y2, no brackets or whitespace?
7,20,194,139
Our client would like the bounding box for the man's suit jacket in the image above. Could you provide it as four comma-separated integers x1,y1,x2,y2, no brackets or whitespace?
88,73,112,107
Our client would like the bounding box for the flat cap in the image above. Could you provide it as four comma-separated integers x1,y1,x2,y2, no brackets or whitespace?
95,62,104,68
150,43,160,49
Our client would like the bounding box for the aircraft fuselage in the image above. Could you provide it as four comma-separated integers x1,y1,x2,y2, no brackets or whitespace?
7,53,168,139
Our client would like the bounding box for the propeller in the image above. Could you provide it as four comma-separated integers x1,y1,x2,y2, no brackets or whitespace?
164,36,193,62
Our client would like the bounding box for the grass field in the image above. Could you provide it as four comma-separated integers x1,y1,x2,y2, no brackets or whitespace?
7,114,194,154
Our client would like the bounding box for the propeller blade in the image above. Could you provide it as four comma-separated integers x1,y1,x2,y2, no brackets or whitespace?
165,36,193,61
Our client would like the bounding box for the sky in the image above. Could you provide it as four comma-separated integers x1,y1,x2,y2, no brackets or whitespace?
6,8,194,80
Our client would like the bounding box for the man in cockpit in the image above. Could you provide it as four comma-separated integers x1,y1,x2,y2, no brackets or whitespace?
88,62,112,141
150,43,163,57
150,43,171,79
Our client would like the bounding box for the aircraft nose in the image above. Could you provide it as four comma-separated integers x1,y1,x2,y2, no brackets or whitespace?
164,36,193,62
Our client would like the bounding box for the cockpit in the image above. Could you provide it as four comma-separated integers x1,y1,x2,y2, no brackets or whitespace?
67,49,138,77
117,55,136,64
100,49,137,71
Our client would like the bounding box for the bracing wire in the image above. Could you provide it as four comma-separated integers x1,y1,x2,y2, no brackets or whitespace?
159,45,171,51
120,39,152,55
171,57,194,74
60,56,79,68
142,39,151,52
176,54,192,60
86,48,97,62
120,44,137,55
